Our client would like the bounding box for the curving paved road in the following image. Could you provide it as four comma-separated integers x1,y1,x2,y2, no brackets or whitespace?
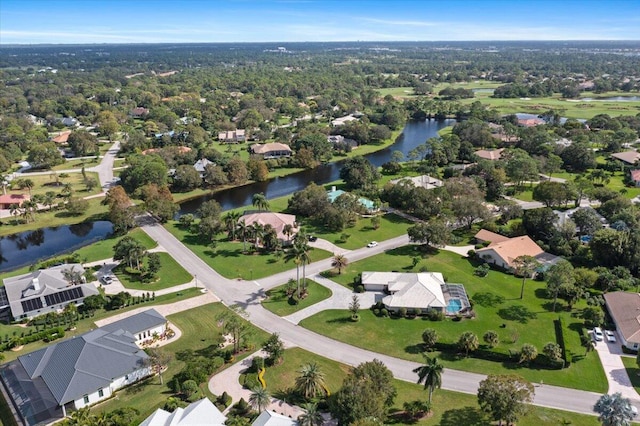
138,214,618,416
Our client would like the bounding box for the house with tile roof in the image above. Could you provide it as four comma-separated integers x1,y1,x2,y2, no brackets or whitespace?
140,398,226,426
603,292,640,351
218,129,246,143
389,175,443,190
475,148,505,161
611,151,640,165
0,193,30,209
476,235,559,271
0,264,99,321
250,143,292,159
0,310,164,425
51,131,72,144
239,211,298,243
361,271,470,315
474,229,510,245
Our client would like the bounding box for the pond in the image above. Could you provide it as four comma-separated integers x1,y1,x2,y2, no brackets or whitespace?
178,118,455,214
0,221,113,273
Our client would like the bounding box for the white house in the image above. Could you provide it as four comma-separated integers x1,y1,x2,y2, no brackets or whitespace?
100,308,167,346
252,410,298,426
0,309,166,426
140,398,226,426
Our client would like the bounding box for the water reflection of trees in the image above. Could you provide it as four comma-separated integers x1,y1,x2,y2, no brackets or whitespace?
69,222,94,238
25,229,45,247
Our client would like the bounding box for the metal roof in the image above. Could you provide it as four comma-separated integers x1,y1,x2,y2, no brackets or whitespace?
100,308,166,336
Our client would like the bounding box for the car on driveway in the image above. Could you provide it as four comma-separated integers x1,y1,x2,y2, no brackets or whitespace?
307,235,318,242
605,330,617,343
367,241,378,248
101,275,113,285
593,327,604,341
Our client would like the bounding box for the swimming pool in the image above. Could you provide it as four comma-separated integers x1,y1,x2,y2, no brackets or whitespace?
446,298,462,314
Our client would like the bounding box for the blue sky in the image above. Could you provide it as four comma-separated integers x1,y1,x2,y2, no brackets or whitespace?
1,0,639,44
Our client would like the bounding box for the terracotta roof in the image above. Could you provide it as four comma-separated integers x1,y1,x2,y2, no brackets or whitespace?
518,118,545,127
141,146,192,155
604,292,640,345
475,148,504,161
474,229,510,244
631,169,640,183
476,235,544,268
0,193,30,205
612,151,640,164
250,143,292,155
51,131,72,144
239,211,297,241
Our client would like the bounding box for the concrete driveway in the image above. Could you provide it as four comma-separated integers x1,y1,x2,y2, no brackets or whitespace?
593,329,640,406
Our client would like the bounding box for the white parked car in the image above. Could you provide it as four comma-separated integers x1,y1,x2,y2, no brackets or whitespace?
632,405,638,417
593,327,604,341
605,330,617,343
367,241,378,248
101,275,113,285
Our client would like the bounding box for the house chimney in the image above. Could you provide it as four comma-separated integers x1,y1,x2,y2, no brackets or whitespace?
32,278,40,291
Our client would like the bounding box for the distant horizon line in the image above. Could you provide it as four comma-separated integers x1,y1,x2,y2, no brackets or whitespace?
2,39,640,47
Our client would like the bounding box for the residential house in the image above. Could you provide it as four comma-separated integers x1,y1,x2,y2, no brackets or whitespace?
474,229,509,245
239,211,298,243
51,131,72,144
327,186,377,212
252,410,298,426
603,292,640,351
140,398,226,426
328,135,358,149
58,117,79,127
475,148,505,161
611,151,640,165
99,308,167,346
488,123,518,143
0,310,164,425
331,114,358,126
517,118,545,127
218,129,246,143
193,158,214,178
142,146,193,156
361,271,470,315
130,107,150,118
328,135,344,144
250,143,292,159
0,264,99,321
475,234,559,271
0,193,30,209
389,175,443,190
554,206,607,231
630,169,640,187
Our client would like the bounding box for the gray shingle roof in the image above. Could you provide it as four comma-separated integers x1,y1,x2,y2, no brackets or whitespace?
100,308,166,336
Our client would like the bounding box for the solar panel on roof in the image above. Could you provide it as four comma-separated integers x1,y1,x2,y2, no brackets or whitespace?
44,287,84,306
21,298,43,313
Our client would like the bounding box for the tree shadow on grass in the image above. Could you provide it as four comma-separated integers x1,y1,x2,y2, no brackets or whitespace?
404,344,424,355
472,292,505,308
326,317,353,324
497,305,537,323
439,407,487,426
211,248,242,258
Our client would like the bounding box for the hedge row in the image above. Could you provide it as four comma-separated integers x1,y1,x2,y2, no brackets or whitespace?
0,327,65,352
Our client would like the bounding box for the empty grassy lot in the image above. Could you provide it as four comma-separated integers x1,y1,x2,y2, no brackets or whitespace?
262,279,332,317
302,247,606,392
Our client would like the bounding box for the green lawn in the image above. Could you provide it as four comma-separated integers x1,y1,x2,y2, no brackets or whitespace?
300,212,413,250
12,171,102,198
621,356,640,396
263,347,599,426
302,248,607,392
1,288,203,363
51,157,101,171
164,221,332,280
73,228,158,263
93,302,270,422
113,252,192,291
262,280,332,317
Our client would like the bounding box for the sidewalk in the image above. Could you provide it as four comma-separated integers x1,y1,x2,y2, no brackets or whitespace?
594,333,640,402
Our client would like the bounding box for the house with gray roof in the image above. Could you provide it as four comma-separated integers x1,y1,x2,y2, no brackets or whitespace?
0,309,164,426
0,264,99,322
100,308,167,345
140,398,226,426
193,158,214,177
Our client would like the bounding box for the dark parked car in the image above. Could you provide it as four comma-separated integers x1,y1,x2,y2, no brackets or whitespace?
307,235,318,242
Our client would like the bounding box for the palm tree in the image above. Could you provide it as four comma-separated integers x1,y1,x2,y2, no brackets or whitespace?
43,191,56,211
252,222,265,249
457,331,479,357
298,402,323,426
224,211,241,240
22,178,34,196
283,223,294,242
252,192,270,211
9,203,20,221
237,220,249,252
295,362,327,400
331,254,348,274
21,200,37,223
300,244,311,292
413,354,443,404
594,393,634,426
512,255,541,300
249,386,271,412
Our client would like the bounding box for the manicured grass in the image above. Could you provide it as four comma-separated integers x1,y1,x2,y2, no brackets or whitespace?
113,252,192,291
512,187,535,202
264,347,599,425
262,280,332,317
301,212,413,250
302,248,607,392
376,87,416,98
164,221,332,280
93,302,270,422
51,157,101,171
606,172,640,199
1,288,203,363
72,228,158,263
621,355,640,396
0,198,108,237
13,171,102,198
